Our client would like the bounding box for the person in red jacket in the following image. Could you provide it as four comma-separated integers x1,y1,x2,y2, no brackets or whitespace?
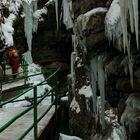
8,47,20,78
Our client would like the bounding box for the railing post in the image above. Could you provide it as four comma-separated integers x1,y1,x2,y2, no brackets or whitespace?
34,86,38,140
51,89,54,103
55,70,59,127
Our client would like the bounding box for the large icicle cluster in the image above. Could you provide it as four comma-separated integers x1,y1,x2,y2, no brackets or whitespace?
105,0,138,87
120,0,139,51
105,0,122,46
0,0,22,47
22,0,38,51
105,0,139,52
90,56,106,130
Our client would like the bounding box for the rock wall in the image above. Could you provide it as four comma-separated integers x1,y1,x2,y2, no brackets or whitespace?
68,0,140,140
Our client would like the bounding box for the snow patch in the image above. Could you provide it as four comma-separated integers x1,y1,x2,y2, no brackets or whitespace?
105,0,122,47
70,97,80,113
59,133,82,140
79,85,92,98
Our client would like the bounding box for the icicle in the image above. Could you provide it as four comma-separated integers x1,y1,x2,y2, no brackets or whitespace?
32,0,38,32
127,35,134,87
71,52,77,95
128,58,133,87
119,0,128,52
23,0,33,51
128,0,134,33
72,35,78,52
132,0,139,50
97,56,105,130
62,0,73,29
90,57,98,114
54,0,59,31
119,0,139,50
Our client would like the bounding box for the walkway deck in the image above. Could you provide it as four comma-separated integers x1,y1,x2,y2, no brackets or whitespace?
0,106,55,140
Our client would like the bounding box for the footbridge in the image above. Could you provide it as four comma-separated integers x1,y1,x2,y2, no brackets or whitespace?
0,58,60,140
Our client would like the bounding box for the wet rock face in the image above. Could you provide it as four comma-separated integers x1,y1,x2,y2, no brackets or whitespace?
68,0,140,139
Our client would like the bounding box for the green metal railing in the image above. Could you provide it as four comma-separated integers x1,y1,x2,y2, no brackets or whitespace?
0,64,60,139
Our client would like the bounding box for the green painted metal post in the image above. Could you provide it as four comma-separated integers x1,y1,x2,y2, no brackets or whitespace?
34,86,38,140
55,71,59,128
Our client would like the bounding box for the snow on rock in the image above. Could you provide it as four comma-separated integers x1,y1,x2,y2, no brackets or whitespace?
105,108,118,125
60,96,68,101
33,8,47,20
75,7,107,37
105,0,122,46
0,0,22,46
79,85,92,98
78,85,92,112
84,7,107,17
70,97,80,113
59,133,82,140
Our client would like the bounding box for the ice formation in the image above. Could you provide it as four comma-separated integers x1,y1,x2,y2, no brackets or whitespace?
90,56,106,129
105,0,122,46
62,0,73,29
97,56,106,130
90,57,98,114
54,0,59,30
72,35,78,52
119,0,139,50
121,56,134,87
23,0,38,51
71,52,77,94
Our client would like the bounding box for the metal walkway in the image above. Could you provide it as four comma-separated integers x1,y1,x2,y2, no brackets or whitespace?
0,60,60,140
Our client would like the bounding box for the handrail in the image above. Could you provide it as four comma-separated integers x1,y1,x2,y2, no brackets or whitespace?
0,85,56,132
0,65,60,140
